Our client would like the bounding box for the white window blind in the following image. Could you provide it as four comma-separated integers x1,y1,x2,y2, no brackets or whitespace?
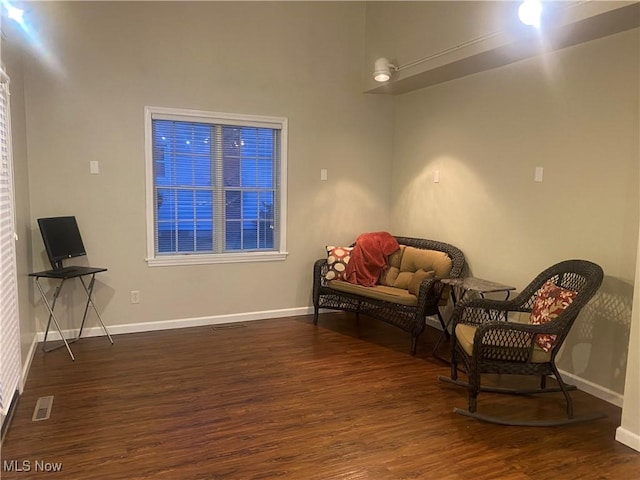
145,107,288,266
0,68,21,421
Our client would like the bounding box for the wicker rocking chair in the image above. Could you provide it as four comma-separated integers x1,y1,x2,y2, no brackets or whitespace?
438,259,604,426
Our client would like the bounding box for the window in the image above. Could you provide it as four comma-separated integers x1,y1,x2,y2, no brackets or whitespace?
0,68,21,424
145,107,287,266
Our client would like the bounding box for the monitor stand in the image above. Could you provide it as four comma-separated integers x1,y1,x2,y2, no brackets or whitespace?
29,265,113,360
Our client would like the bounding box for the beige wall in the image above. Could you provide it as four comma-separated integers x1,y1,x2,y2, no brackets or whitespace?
16,2,393,330
618,223,640,449
391,29,638,274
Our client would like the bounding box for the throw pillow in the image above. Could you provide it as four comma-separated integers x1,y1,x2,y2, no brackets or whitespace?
393,271,414,290
399,247,453,278
529,280,577,352
325,246,353,281
407,269,436,296
379,246,405,286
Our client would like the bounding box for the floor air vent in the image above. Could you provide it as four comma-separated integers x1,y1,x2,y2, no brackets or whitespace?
212,323,247,331
32,395,54,421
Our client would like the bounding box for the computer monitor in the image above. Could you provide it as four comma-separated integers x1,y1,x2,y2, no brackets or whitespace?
37,216,87,270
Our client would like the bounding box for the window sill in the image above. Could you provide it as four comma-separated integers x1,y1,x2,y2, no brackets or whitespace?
146,251,288,267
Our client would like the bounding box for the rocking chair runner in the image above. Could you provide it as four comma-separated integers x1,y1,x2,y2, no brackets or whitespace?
438,259,605,426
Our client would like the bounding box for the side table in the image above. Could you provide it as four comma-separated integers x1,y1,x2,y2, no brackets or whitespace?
432,276,515,362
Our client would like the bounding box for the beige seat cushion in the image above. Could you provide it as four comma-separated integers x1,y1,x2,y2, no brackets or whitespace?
455,323,551,363
328,280,417,306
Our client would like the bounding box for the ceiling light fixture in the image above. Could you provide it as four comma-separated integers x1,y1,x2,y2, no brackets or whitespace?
1,0,24,25
373,57,397,82
518,0,543,27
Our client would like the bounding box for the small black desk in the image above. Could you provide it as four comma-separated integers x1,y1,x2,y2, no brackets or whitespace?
29,266,113,361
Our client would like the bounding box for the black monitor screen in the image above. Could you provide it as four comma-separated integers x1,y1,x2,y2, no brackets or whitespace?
37,216,86,269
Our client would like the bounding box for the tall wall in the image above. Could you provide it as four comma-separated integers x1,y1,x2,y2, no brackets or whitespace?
16,2,393,331
618,223,640,450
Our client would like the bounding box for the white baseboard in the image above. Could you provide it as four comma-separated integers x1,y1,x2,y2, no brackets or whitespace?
556,369,624,408
20,335,39,392
37,306,316,341
615,426,640,452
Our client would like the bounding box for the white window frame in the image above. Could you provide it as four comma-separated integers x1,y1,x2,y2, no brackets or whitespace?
144,106,288,266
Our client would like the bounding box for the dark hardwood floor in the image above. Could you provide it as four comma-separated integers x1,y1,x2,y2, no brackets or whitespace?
2,313,638,479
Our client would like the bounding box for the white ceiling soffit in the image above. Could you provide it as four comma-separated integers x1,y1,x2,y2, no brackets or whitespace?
367,1,640,95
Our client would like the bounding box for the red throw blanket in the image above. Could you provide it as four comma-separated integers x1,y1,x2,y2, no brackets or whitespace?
344,232,399,286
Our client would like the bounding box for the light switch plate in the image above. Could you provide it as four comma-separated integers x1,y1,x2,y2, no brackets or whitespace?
534,166,543,182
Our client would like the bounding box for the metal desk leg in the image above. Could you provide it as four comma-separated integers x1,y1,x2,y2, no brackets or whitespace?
77,274,113,344
42,282,61,346
34,277,76,361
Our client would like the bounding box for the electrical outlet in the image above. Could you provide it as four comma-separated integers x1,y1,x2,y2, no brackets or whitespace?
130,290,140,304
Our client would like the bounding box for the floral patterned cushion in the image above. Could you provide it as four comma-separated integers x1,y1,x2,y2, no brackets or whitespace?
325,246,353,281
529,280,577,352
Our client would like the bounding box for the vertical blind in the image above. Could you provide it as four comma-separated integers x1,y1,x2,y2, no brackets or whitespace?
0,69,21,421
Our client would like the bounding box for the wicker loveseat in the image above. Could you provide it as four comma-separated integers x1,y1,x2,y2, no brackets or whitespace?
312,236,465,355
